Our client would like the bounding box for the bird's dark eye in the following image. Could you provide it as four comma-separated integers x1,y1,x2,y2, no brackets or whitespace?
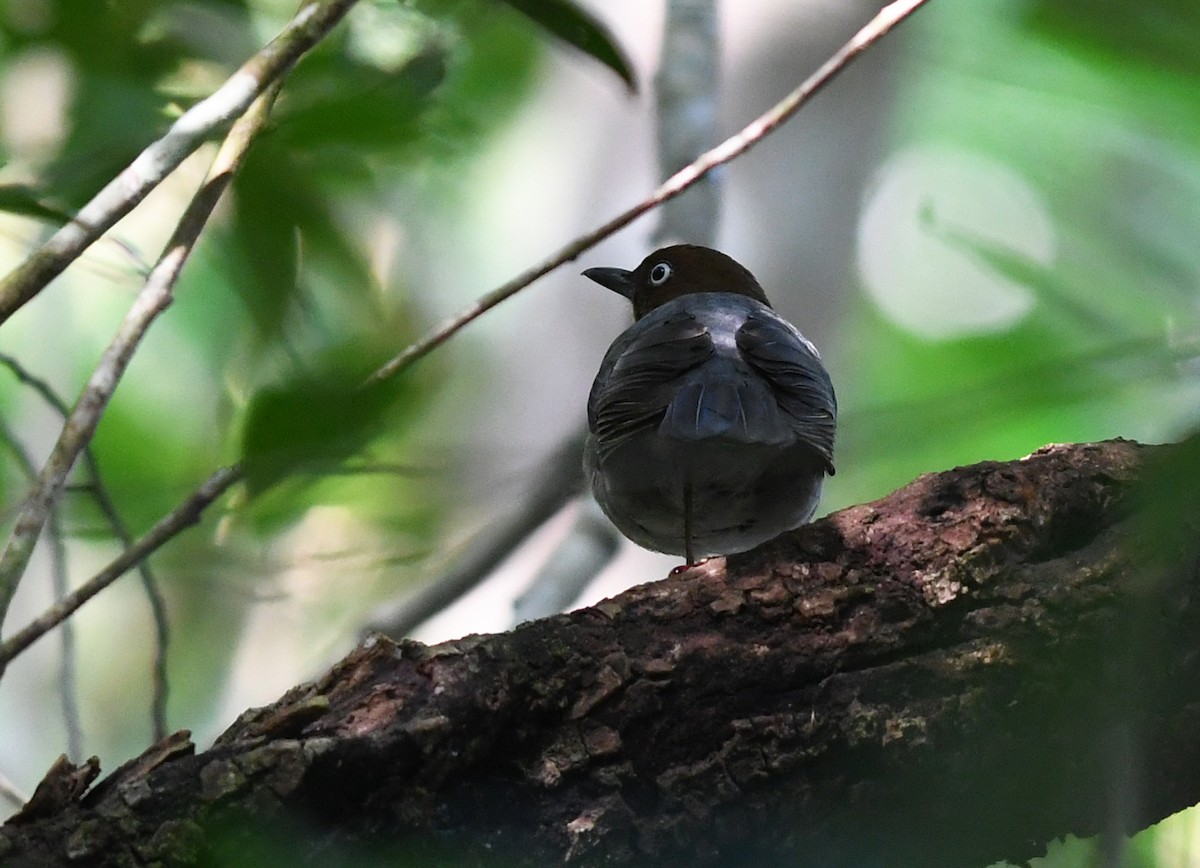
648,262,672,286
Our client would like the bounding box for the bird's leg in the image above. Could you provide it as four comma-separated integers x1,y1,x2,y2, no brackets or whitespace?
670,468,709,576
683,476,696,565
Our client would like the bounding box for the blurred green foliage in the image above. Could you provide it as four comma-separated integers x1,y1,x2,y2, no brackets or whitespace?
1,0,1198,862
834,0,1200,509
0,0,632,767
1,0,634,525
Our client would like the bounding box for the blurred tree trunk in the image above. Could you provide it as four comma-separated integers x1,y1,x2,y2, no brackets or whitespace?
2,439,1198,867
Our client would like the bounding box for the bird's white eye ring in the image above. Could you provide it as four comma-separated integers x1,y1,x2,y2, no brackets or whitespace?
648,262,672,286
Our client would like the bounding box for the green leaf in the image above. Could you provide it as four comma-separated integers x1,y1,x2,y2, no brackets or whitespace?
0,184,73,224
224,155,300,342
240,365,409,499
500,0,636,92
275,47,449,155
221,138,379,344
928,216,1124,337
1024,0,1200,79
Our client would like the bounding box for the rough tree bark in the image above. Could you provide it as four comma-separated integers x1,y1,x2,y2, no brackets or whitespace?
2,439,1198,867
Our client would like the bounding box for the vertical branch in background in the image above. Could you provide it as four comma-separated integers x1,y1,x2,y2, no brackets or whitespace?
87,482,171,741
510,0,724,624
46,509,82,759
0,423,82,757
0,79,286,668
655,0,721,246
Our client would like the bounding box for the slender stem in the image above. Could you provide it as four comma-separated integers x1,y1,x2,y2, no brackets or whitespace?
683,475,695,566
48,508,83,759
0,422,83,755
0,0,361,327
0,353,72,416
366,0,932,386
85,476,172,741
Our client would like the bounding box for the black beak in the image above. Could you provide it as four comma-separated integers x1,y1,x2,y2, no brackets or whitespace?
582,266,635,299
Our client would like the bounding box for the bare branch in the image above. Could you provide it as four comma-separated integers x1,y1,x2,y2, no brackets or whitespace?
0,354,71,418
0,0,362,327
366,0,931,386
0,82,284,641
0,422,37,498
0,464,243,672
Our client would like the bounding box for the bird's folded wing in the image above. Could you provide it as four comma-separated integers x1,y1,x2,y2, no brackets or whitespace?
588,313,713,453
736,312,837,473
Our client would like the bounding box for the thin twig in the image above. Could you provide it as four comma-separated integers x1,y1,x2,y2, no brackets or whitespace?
366,0,931,386
0,353,73,415
0,0,362,327
0,82,286,640
0,422,83,756
47,508,83,759
0,353,170,739
84,481,171,741
0,464,244,670
0,423,37,496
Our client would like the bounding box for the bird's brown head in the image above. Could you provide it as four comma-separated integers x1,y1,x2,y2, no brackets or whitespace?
583,244,770,320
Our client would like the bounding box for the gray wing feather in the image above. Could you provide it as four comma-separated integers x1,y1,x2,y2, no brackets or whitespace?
588,313,713,452
736,312,837,473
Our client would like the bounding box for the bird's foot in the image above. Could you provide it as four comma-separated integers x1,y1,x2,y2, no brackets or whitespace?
668,556,725,579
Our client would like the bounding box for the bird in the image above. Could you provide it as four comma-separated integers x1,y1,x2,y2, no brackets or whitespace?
583,244,836,564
